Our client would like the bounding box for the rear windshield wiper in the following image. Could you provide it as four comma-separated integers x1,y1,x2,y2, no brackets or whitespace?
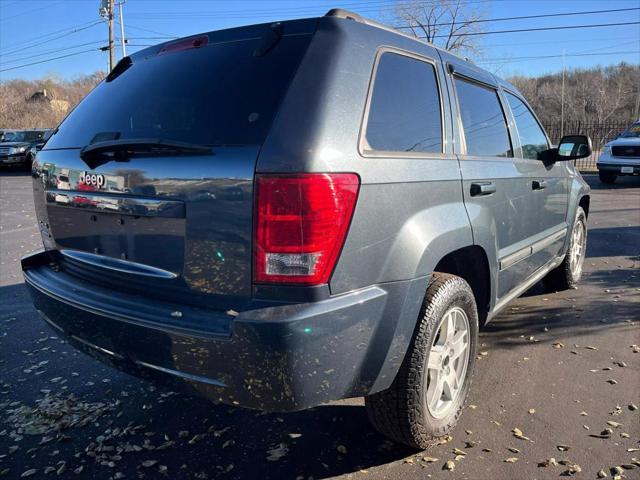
80,138,212,168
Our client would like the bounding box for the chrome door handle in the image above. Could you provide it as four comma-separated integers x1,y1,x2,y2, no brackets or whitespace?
470,182,496,197
532,180,547,190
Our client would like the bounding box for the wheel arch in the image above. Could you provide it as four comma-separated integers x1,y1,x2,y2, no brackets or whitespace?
433,245,491,325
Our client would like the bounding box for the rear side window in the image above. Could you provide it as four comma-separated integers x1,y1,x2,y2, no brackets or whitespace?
455,78,512,157
363,52,442,154
505,92,548,160
46,34,312,149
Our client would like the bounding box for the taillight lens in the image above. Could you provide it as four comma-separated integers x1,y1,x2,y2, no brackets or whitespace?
254,173,360,285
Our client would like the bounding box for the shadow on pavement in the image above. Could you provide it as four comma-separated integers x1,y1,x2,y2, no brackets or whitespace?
584,174,640,190
0,169,30,177
587,226,640,258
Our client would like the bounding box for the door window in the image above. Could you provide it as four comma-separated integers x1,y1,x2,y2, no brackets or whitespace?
455,78,512,157
363,52,443,154
505,92,549,160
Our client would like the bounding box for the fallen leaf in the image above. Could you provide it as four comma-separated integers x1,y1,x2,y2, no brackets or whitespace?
597,469,608,478
336,445,347,455
528,409,535,414
504,457,518,463
512,427,531,441
21,470,37,478
585,346,598,350
267,443,288,461
552,342,565,349
629,404,638,411
423,456,439,463
557,445,570,451
538,458,558,467
606,379,618,385
444,460,455,471
452,448,466,456
141,460,157,468
507,447,520,453
607,421,623,428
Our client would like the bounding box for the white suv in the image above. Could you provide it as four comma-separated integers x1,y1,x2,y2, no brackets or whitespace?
597,120,640,183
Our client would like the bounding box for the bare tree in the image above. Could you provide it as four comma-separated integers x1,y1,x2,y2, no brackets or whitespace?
393,0,485,58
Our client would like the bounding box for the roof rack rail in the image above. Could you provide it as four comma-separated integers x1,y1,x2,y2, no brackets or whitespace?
325,7,444,53
325,9,364,22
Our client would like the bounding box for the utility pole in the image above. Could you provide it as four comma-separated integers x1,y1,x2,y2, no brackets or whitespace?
108,0,115,71
118,1,126,58
99,0,115,71
560,49,565,138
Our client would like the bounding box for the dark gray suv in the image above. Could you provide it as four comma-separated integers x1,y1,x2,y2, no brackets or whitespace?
22,10,591,449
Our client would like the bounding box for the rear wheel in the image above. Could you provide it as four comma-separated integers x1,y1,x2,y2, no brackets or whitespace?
598,170,617,184
545,206,587,291
365,273,478,449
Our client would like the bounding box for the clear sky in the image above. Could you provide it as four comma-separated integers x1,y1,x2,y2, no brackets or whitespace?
0,0,638,81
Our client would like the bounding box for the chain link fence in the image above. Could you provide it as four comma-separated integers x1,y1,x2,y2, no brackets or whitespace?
543,120,634,172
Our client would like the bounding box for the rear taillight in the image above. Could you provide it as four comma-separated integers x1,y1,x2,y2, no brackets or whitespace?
254,173,360,285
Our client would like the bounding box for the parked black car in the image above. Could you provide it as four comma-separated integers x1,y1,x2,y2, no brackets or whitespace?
0,129,52,169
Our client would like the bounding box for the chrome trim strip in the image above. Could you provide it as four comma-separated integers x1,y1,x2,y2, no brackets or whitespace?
491,254,564,317
499,227,568,271
61,249,178,279
45,189,185,218
71,334,124,360
135,360,227,387
499,246,531,271
531,227,567,254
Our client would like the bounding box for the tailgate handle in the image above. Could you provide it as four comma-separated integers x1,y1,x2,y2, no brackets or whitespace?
470,182,496,197
532,180,547,190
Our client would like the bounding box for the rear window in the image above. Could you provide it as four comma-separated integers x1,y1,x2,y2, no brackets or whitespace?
46,33,312,149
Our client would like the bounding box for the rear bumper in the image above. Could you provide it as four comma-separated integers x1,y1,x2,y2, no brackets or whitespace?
22,250,423,411
597,162,640,175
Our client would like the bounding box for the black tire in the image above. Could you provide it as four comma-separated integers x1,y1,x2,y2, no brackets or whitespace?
365,273,478,449
598,170,617,184
545,206,587,291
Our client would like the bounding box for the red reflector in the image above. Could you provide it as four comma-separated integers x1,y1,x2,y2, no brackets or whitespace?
254,173,360,285
159,35,209,55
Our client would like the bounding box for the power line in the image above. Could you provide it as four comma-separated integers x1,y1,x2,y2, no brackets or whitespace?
0,0,64,23
117,21,178,39
0,19,101,52
393,6,640,29
421,21,640,38
478,50,640,65
0,49,98,73
0,41,105,67
127,0,497,19
0,21,103,57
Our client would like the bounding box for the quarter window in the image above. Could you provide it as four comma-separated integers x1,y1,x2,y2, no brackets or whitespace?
505,92,549,160
455,78,512,157
363,52,443,154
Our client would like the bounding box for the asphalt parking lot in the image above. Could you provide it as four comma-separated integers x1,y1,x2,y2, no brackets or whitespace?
0,171,638,480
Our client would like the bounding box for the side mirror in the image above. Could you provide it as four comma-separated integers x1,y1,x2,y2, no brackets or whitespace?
556,135,592,161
